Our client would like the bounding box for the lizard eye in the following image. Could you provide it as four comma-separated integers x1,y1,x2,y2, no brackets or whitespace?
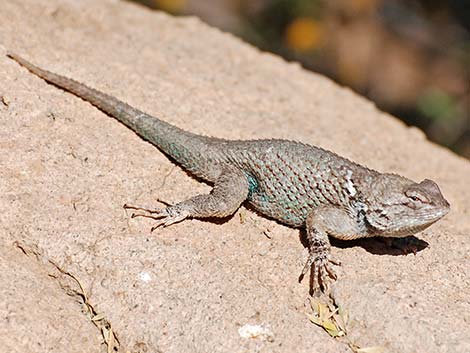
405,190,428,203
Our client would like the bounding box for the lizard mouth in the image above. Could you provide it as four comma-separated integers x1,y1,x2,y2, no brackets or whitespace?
403,209,449,236
374,205,450,237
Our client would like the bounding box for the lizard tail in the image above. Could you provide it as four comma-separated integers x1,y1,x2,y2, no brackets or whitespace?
7,53,219,174
7,52,148,132
7,52,221,181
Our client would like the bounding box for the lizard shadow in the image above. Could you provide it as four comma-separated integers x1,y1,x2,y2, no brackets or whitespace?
298,228,429,256
331,236,428,255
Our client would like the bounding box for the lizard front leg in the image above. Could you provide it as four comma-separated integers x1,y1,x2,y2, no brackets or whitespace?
302,206,364,293
134,166,249,231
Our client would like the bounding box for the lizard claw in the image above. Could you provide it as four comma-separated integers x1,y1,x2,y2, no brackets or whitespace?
149,208,190,232
300,251,341,294
125,204,189,231
124,203,162,214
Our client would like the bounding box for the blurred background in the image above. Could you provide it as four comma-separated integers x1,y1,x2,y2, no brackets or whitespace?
130,0,470,158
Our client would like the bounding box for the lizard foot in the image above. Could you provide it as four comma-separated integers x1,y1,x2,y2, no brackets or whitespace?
124,204,189,231
300,251,341,294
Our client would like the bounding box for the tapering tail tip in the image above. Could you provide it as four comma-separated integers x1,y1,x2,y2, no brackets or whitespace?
6,51,17,60
6,52,29,66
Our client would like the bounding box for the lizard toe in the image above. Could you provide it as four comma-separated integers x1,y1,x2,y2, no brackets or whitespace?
125,204,190,231
150,208,190,232
302,252,340,294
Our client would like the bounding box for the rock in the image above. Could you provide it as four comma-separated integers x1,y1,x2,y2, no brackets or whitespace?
1,1,469,352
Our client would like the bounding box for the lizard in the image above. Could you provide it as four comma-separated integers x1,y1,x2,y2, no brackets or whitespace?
6,53,450,293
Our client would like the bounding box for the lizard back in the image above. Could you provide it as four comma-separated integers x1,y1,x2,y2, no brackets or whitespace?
217,140,374,227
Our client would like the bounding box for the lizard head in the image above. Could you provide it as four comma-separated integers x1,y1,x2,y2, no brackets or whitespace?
364,174,450,237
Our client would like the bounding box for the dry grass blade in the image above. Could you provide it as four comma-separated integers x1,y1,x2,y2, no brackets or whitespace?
14,241,121,352
308,298,347,337
47,260,121,352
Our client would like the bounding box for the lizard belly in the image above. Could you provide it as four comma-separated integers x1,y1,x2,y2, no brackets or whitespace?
247,189,316,227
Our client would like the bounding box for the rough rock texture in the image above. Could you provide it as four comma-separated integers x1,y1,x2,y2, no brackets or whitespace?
1,1,469,352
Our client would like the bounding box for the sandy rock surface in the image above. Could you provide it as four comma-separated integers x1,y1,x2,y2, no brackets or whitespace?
1,1,469,352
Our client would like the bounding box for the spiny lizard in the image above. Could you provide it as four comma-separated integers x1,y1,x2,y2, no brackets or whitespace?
7,53,450,293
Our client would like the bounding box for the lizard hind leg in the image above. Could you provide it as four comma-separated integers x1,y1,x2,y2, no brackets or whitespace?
127,166,250,232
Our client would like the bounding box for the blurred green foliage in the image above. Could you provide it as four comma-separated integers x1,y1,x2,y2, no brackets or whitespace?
417,89,458,123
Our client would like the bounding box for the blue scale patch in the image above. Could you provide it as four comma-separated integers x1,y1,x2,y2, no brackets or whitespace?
246,174,259,199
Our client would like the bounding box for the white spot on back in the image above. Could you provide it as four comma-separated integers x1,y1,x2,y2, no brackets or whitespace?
345,170,357,196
